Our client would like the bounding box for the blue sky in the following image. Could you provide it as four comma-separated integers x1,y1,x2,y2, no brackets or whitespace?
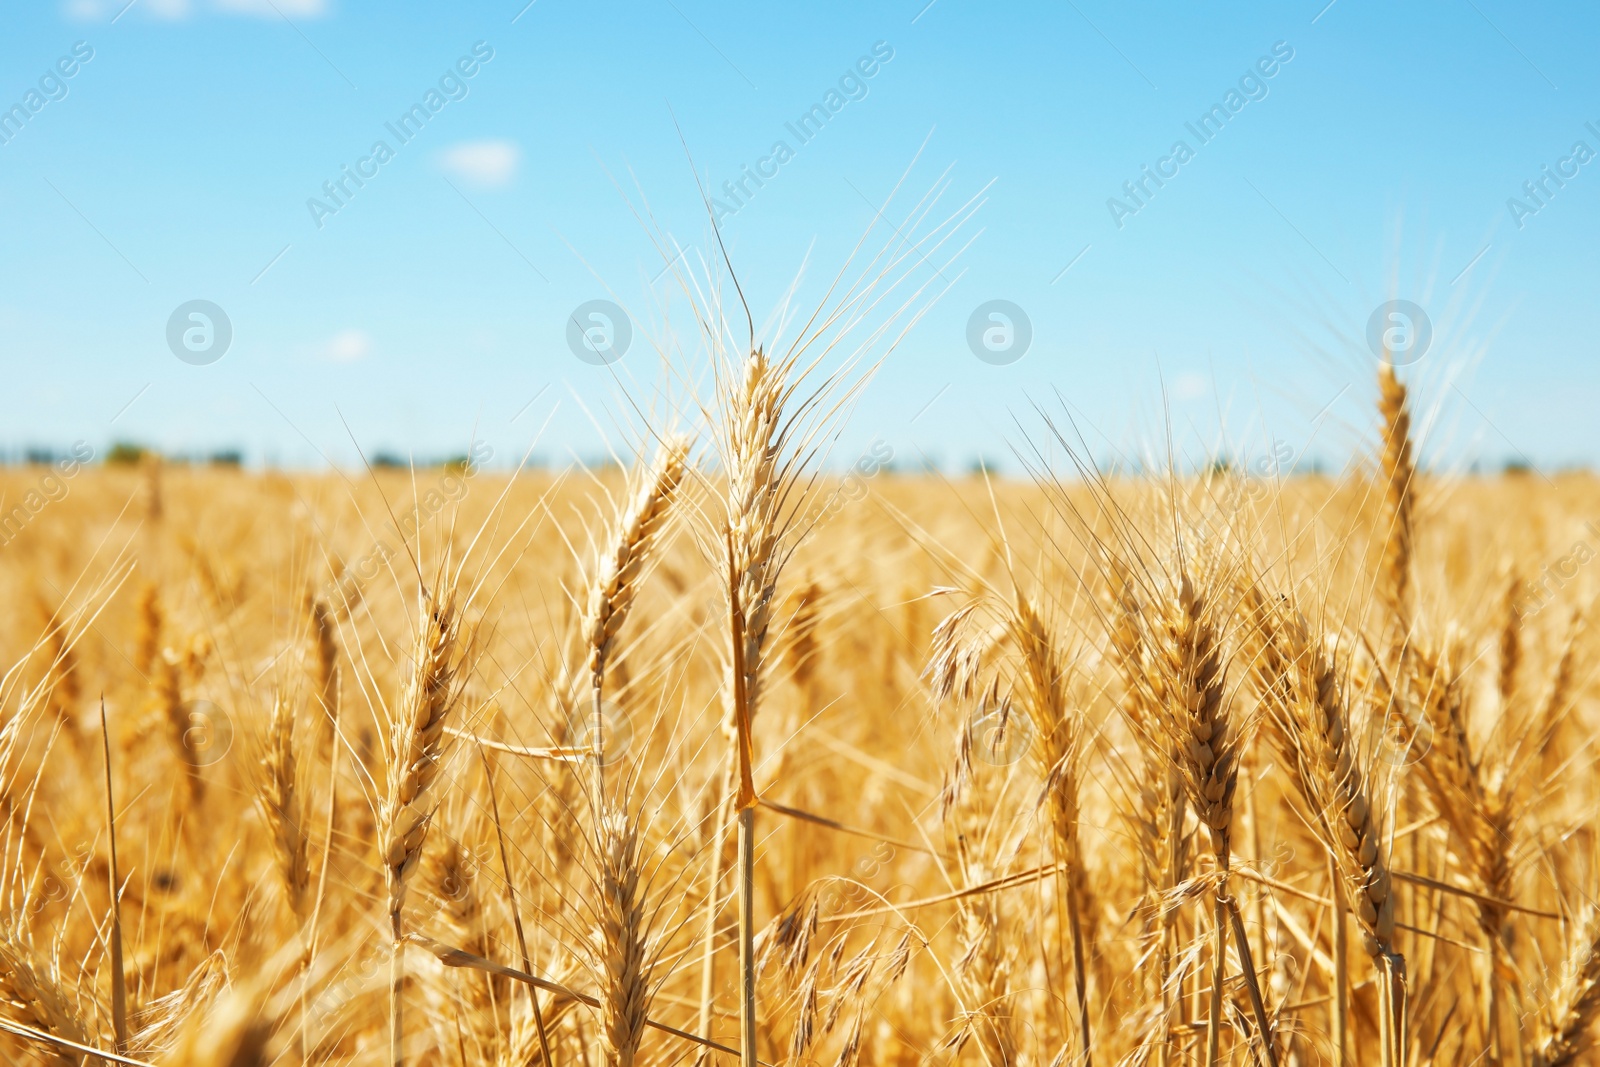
2,0,1596,473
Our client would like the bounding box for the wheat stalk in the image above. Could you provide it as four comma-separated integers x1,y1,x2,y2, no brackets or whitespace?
708,347,787,1067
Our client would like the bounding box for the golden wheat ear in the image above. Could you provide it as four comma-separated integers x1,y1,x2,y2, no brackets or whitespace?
258,693,310,918
378,572,470,1067
1534,907,1600,1067
580,433,691,698
594,804,650,1067
1376,360,1416,660
1252,593,1406,1064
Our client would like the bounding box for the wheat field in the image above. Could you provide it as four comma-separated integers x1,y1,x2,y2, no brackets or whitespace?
0,358,1597,1067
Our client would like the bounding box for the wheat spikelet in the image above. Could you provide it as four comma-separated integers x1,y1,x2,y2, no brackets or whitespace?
155,645,205,809
0,933,93,1066
1151,572,1238,863
580,434,690,695
1377,362,1416,649
1007,593,1094,1061
379,578,467,1067
260,694,309,917
1109,574,1187,1066
134,581,162,679
165,982,271,1067
1533,908,1600,1067
1533,604,1584,761
380,582,465,936
1407,632,1523,1055
1253,595,1407,1062
595,806,649,1067
1409,638,1516,925
783,577,823,705
1010,596,1082,858
126,949,228,1059
704,347,790,1066
308,595,340,759
1135,565,1283,1065
1500,568,1523,709
433,836,484,949
722,348,785,730
956,889,1015,1067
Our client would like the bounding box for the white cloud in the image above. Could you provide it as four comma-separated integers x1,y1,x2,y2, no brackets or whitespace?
321,329,370,362
146,0,194,18
213,0,328,16
64,0,325,19
437,140,521,188
1174,373,1209,401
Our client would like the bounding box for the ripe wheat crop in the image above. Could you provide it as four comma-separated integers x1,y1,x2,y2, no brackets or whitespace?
0,345,1597,1067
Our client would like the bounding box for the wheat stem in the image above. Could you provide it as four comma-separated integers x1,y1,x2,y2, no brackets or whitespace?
1329,853,1348,1067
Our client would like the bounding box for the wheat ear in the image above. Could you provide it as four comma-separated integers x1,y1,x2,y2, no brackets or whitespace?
134,581,162,679
596,806,650,1067
1408,636,1519,1051
1146,571,1277,1067
166,982,272,1067
581,434,690,693
1009,594,1093,1065
1377,361,1416,658
707,348,785,1067
1499,568,1522,709
379,581,466,1067
579,434,689,796
261,694,310,917
954,836,1017,1067
308,595,340,760
0,935,93,1066
1533,908,1600,1067
1109,574,1186,1067
1256,599,1406,1065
